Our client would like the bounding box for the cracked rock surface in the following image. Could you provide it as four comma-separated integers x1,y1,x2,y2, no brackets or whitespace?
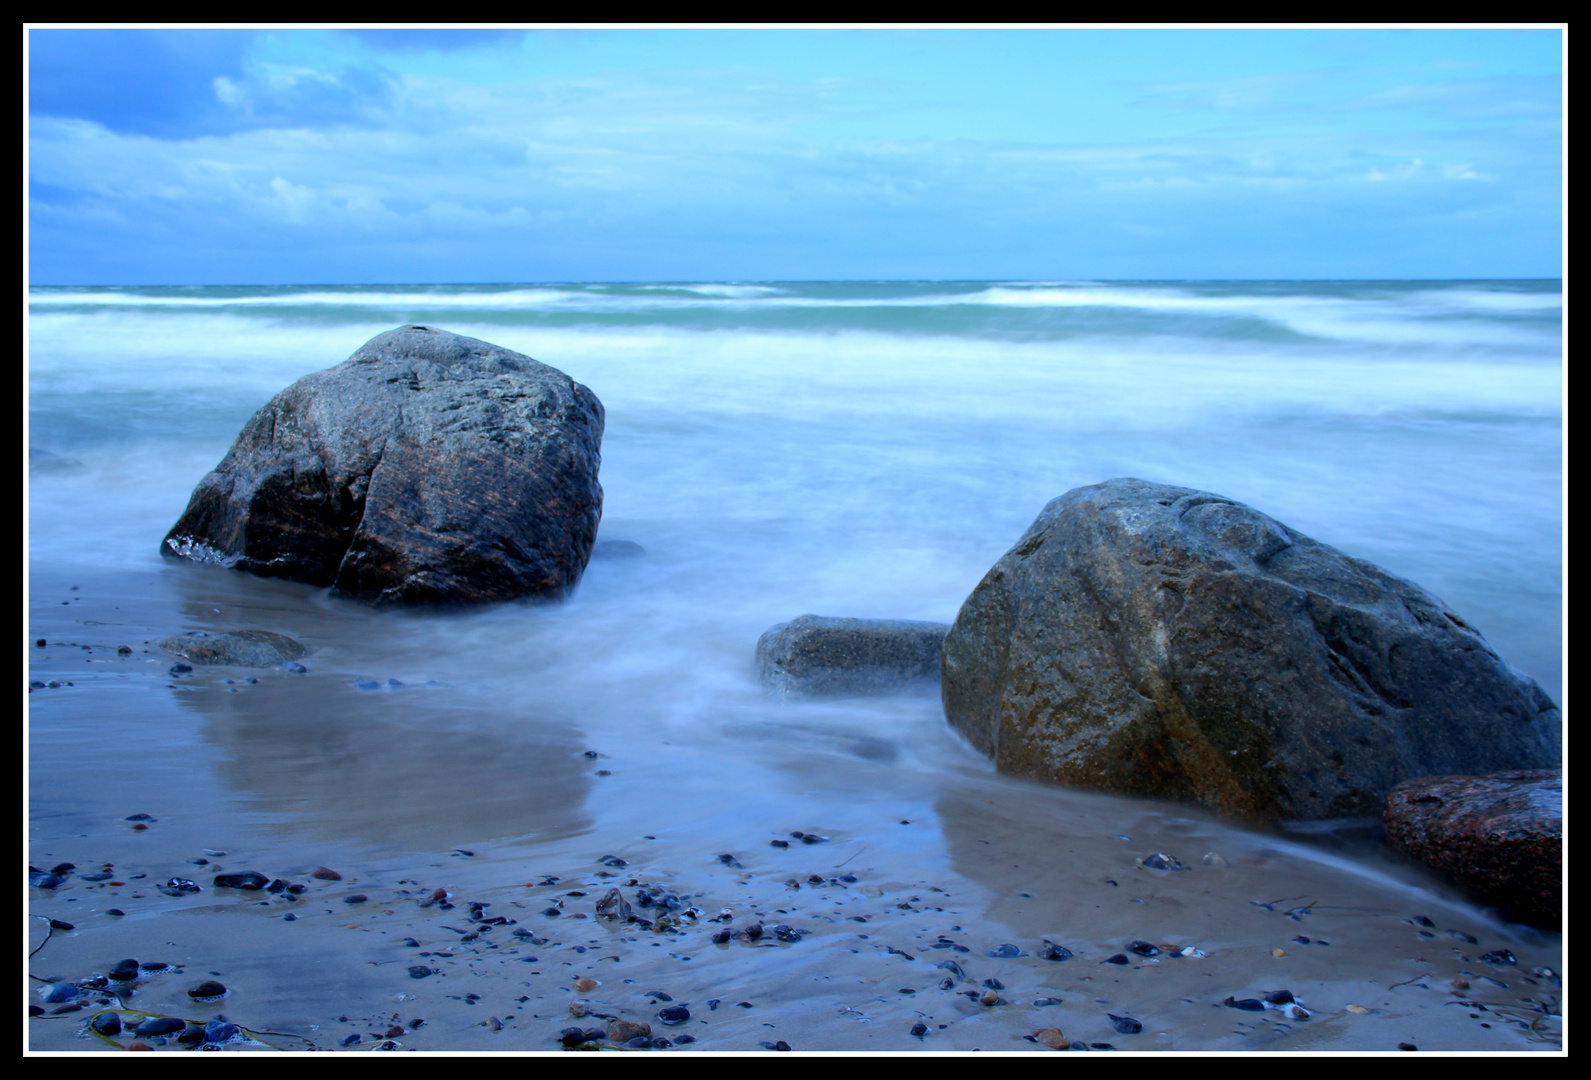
161,325,604,606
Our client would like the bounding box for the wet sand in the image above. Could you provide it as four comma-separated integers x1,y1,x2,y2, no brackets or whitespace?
26,566,1563,1055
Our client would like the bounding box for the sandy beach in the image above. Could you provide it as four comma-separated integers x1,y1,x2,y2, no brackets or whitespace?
26,563,1563,1055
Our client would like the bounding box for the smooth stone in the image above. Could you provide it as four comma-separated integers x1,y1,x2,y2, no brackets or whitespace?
155,631,305,668
213,871,270,890
755,614,950,700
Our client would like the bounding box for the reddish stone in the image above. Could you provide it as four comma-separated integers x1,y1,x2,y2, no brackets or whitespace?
1383,769,1561,929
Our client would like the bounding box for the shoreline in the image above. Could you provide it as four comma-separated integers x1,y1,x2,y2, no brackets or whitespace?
26,566,1563,1054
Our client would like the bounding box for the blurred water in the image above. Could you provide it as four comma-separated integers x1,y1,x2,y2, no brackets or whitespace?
27,279,1563,707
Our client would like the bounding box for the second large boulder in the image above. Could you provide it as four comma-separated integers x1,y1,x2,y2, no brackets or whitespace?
941,478,1561,823
161,325,605,606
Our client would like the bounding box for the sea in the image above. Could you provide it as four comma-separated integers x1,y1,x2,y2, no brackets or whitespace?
25,281,1564,1050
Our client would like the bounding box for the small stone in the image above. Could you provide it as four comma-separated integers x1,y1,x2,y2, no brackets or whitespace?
1128,940,1161,956
311,867,343,880
213,871,270,890
205,1020,241,1043
987,943,1022,958
1035,1028,1068,1048
90,1011,122,1036
575,978,599,993
608,1019,651,1043
135,1016,186,1037
1102,953,1130,965
344,894,369,904
1109,1013,1142,1034
657,1004,690,1025
1141,853,1184,870
187,980,229,1003
569,1002,588,1018
910,1021,929,1037
408,966,433,979
1347,1004,1370,1014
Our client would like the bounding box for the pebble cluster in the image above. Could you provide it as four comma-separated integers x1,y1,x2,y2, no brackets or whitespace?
29,816,1564,1052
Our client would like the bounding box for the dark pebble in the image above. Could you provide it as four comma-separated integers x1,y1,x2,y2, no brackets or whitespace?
165,878,202,892
625,1036,652,1049
647,990,674,1001
1040,942,1073,961
1263,990,1295,1005
657,1005,690,1025
1480,950,1516,966
50,862,75,874
1128,940,1161,956
408,966,434,979
214,871,270,890
769,840,789,848
205,1020,240,1043
1102,953,1130,965
344,894,369,904
982,978,1004,990
283,661,307,673
80,872,113,882
90,1011,122,1036
49,918,75,930
911,1022,928,1037
43,983,80,1003
30,873,65,889
188,980,228,1002
717,854,743,868
170,663,193,674
1090,1042,1116,1050
987,943,1022,958
673,1035,695,1044
1399,1043,1418,1051
1110,1013,1143,1034
1223,996,1266,1011
341,1033,363,1046
599,855,628,868
1409,915,1436,927
1141,853,1183,870
106,908,125,916
135,1016,185,1037
1448,930,1479,943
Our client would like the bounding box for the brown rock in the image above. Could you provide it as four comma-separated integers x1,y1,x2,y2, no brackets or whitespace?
1383,768,1561,929
606,1019,651,1043
1035,1027,1068,1048
311,866,342,881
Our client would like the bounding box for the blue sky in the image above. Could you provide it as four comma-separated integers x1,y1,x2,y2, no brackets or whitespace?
26,26,1563,284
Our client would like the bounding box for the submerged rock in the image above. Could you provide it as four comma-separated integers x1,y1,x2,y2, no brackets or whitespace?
161,325,605,607
941,479,1561,824
755,614,950,699
156,631,305,668
1383,768,1562,930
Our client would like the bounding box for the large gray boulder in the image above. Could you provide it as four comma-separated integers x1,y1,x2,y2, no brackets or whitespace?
161,326,604,606
941,479,1560,824
1383,769,1561,930
756,615,950,699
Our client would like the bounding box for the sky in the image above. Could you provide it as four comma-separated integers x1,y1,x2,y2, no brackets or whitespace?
26,26,1564,284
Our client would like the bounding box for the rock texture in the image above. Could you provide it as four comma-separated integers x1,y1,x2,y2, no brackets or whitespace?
756,615,950,699
941,478,1561,823
1383,769,1561,930
161,326,604,606
156,630,305,667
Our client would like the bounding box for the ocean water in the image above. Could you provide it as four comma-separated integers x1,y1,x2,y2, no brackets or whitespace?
27,278,1563,704
25,280,1564,1051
